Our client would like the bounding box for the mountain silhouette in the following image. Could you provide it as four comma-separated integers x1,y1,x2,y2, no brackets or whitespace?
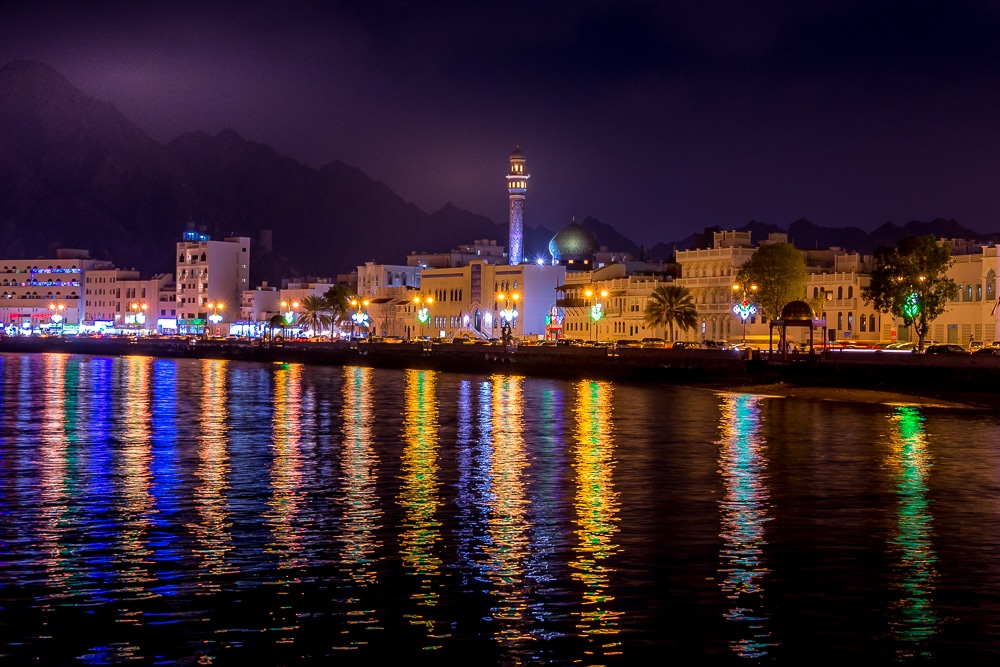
2,59,998,287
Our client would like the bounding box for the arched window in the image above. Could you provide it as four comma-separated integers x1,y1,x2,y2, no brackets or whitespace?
837,286,843,299
837,312,843,330
859,314,867,332
847,312,854,331
813,287,818,298
848,286,854,298
869,314,876,332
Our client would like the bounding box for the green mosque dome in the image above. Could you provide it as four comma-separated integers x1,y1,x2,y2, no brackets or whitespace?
548,221,599,262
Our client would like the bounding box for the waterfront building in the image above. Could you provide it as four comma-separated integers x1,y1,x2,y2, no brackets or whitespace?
0,249,101,335
84,268,175,334
175,229,250,335
556,264,673,342
935,241,1000,345
357,261,421,294
507,147,529,265
675,230,759,343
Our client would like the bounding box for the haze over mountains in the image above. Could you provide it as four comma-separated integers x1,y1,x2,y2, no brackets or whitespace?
1,59,996,287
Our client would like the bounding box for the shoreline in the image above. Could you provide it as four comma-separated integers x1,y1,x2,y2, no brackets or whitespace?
2,335,998,409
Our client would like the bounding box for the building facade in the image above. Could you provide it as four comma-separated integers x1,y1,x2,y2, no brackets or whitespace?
175,230,250,335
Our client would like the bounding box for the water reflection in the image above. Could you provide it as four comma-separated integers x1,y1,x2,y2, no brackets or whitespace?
116,356,155,595
571,379,622,658
193,359,235,581
336,365,383,644
483,375,534,652
265,363,306,570
398,369,447,645
38,354,71,591
885,406,938,659
716,393,773,658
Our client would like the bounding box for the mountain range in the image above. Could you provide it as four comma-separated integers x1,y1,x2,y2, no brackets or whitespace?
2,59,998,287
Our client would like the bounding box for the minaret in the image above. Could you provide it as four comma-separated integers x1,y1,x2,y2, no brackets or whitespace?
506,146,529,265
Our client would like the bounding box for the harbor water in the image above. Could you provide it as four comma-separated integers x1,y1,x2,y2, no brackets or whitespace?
1,352,998,664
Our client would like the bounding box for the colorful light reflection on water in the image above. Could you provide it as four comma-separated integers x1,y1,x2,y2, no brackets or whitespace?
0,353,999,664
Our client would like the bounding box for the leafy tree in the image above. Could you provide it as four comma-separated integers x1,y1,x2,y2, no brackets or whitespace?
861,235,958,350
296,295,332,337
735,242,808,321
643,284,698,342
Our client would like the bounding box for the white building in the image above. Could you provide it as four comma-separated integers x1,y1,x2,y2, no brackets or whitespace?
1,250,100,335
83,269,175,333
175,230,250,335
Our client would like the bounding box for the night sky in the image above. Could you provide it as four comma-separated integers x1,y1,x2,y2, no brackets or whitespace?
4,1,1000,246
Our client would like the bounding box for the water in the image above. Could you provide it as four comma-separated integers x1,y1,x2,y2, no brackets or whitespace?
0,352,998,665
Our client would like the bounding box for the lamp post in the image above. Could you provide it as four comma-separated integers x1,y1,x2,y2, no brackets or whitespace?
497,291,520,344
48,303,65,336
280,300,299,338
413,295,433,339
350,296,370,339
585,288,606,342
129,302,148,336
898,275,926,347
207,302,224,337
731,283,758,344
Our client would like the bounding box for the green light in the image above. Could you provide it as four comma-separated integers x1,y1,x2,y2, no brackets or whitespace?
902,291,920,320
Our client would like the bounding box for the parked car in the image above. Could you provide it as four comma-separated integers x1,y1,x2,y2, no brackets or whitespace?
972,346,1000,356
924,344,968,354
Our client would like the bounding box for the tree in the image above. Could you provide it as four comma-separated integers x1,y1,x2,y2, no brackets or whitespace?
323,285,353,339
861,235,958,350
296,295,332,337
735,242,808,321
643,284,698,342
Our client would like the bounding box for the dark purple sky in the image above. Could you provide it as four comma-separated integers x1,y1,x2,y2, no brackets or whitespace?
5,1,1000,246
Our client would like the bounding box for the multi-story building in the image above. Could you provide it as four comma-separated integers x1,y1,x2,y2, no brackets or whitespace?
83,269,174,333
1,250,99,334
557,264,673,342
175,229,250,335
675,230,759,343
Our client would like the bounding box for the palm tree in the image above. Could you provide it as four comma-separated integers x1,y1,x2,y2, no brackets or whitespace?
296,295,332,338
643,284,698,342
323,285,353,340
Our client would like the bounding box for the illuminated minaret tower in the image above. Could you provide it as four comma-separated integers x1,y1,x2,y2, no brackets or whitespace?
506,146,529,265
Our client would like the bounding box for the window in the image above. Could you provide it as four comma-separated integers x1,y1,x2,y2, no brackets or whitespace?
860,315,867,332
847,312,853,331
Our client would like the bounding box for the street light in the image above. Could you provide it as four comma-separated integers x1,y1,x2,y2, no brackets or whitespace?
128,302,148,335
280,299,299,331
731,283,758,343
497,291,520,344
207,302,224,337
413,294,433,339
350,296,370,339
585,288,607,342
48,302,65,336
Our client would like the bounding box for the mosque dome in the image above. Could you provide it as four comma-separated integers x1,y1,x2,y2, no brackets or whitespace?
548,221,599,262
510,146,524,160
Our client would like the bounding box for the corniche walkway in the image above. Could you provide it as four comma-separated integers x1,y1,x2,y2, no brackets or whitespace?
2,336,998,408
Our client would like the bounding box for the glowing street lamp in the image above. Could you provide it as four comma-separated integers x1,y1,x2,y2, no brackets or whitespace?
350,296,370,339
48,302,66,335
585,288,607,341
497,292,520,343
280,300,299,325
413,295,433,339
128,302,148,335
731,283,758,343
207,302,224,336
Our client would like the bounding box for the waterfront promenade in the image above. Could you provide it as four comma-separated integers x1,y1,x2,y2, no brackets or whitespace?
2,335,997,406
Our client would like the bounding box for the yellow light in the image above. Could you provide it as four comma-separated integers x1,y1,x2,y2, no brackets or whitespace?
427,297,433,304
497,292,505,301
585,289,593,298
600,290,608,298
413,296,421,303
512,293,519,301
